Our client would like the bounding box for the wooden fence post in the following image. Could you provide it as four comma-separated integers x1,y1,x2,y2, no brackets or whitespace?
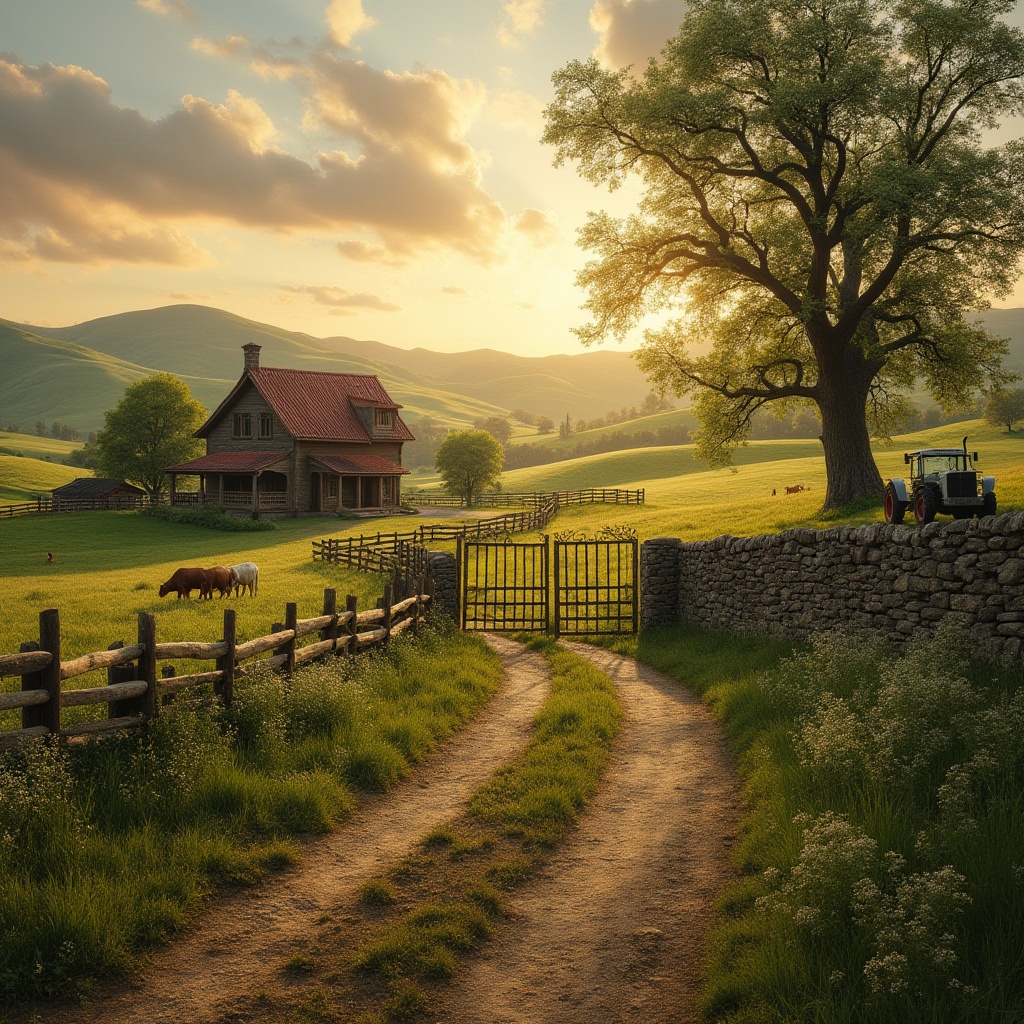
346,595,358,657
138,612,158,722
322,588,338,653
284,603,297,675
19,639,45,733
33,609,63,738
382,584,393,644
160,664,176,707
107,639,141,718
218,608,236,707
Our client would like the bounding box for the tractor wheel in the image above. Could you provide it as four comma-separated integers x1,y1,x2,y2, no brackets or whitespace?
982,491,997,518
884,484,907,524
914,487,938,525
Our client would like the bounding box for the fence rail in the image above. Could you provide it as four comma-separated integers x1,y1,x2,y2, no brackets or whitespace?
406,488,644,509
314,489,643,569
0,495,158,518
0,582,433,752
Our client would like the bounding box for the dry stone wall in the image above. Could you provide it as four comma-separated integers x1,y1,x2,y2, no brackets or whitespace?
640,512,1024,659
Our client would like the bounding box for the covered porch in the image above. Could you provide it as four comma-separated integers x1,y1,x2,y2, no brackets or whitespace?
309,454,409,513
165,452,291,514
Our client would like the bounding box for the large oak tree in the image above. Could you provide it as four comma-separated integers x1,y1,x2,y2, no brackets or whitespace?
544,0,1024,508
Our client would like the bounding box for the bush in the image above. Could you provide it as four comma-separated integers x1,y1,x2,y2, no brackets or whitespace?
140,504,276,532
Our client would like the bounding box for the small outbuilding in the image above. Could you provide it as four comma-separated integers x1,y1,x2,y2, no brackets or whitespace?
51,478,146,509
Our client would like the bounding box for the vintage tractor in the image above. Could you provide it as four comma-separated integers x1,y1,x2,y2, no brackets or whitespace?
884,437,996,525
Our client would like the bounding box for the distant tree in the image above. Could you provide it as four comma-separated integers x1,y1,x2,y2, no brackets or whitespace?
35,419,46,437
984,388,1024,432
545,0,1024,509
67,439,101,470
511,408,538,426
536,416,555,434
435,429,504,505
558,414,572,437
50,421,62,439
473,416,513,445
95,374,206,497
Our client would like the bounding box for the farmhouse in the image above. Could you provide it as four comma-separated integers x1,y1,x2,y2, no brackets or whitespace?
165,343,414,515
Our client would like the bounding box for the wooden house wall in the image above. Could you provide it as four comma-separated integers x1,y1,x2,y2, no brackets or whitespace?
205,383,292,455
294,440,405,509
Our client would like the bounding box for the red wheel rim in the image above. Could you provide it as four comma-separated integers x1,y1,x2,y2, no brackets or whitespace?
884,491,894,519
915,493,926,520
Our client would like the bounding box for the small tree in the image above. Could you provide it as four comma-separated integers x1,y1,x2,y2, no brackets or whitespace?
435,429,504,506
474,416,514,446
536,416,555,434
95,374,206,497
984,388,1024,432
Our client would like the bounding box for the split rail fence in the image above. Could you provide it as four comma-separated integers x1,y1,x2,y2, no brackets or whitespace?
0,582,433,752
0,495,155,519
406,488,644,509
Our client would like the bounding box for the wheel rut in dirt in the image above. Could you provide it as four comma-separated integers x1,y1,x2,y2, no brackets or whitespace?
435,643,742,1024
31,635,550,1024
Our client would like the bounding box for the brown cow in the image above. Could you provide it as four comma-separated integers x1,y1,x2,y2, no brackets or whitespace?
785,484,805,494
159,567,212,599
204,566,233,599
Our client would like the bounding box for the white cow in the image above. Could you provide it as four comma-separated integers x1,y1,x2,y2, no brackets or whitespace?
228,562,259,597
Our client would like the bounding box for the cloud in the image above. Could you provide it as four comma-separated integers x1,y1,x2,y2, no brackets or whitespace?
336,239,409,265
281,284,400,312
190,35,250,59
514,208,559,247
589,0,684,69
326,0,377,49
136,0,194,20
498,0,545,49
0,58,508,265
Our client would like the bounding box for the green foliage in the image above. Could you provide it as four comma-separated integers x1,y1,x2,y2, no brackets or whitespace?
544,1,1024,507
628,625,1024,1023
0,628,502,1002
95,373,206,497
983,387,1024,432
434,429,504,505
140,503,276,532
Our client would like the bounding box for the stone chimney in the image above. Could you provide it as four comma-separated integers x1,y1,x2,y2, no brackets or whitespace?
242,342,261,372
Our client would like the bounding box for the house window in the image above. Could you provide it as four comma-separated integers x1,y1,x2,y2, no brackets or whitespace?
327,476,339,498
232,413,252,439
375,409,393,429
259,413,273,439
382,477,393,500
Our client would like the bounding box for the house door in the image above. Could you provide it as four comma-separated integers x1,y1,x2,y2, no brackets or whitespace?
310,472,321,512
341,476,358,508
360,477,380,507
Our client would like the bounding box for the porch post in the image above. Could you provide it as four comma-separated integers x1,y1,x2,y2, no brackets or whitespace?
169,473,176,507
356,476,362,510
199,473,206,505
252,472,258,514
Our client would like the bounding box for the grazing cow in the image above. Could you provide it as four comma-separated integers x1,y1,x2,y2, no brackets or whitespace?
204,566,233,599
228,562,259,597
159,567,212,599
785,484,805,494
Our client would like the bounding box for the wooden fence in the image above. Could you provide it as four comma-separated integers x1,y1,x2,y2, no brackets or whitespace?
406,488,645,509
313,489,644,569
0,583,433,752
0,495,155,518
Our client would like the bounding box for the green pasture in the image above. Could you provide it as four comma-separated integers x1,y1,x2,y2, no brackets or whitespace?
0,454,86,504
512,406,698,450
0,431,83,461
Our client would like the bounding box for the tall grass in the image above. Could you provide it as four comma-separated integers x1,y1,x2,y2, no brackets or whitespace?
0,625,501,1003
616,625,1024,1024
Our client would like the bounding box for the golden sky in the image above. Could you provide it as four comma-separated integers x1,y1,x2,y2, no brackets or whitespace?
2,0,1023,356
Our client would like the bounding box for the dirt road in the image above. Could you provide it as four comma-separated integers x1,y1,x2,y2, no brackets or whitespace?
30,636,550,1024
434,643,742,1024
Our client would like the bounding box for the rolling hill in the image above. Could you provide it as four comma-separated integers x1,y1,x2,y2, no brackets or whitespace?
8,304,653,431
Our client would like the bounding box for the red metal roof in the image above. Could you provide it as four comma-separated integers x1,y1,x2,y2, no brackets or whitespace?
310,454,410,476
197,368,414,442
165,451,288,473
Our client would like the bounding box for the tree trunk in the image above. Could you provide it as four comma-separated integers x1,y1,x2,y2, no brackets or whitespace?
816,348,883,510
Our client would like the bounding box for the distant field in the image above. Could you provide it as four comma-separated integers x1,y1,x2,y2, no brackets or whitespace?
0,454,87,503
512,407,698,452
0,431,83,460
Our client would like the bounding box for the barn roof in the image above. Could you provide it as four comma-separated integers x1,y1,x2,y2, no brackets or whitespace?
197,367,414,443
309,454,410,476
164,452,289,474
51,478,146,498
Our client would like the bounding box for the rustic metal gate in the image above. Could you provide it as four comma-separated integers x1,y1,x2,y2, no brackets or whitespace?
459,535,638,635
460,537,549,632
554,537,638,636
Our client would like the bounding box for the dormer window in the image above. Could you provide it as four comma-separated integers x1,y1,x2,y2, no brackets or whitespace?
375,409,393,429
233,413,252,439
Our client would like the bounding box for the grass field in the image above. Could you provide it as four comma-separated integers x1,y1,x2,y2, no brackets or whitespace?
0,454,87,503
0,431,84,461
